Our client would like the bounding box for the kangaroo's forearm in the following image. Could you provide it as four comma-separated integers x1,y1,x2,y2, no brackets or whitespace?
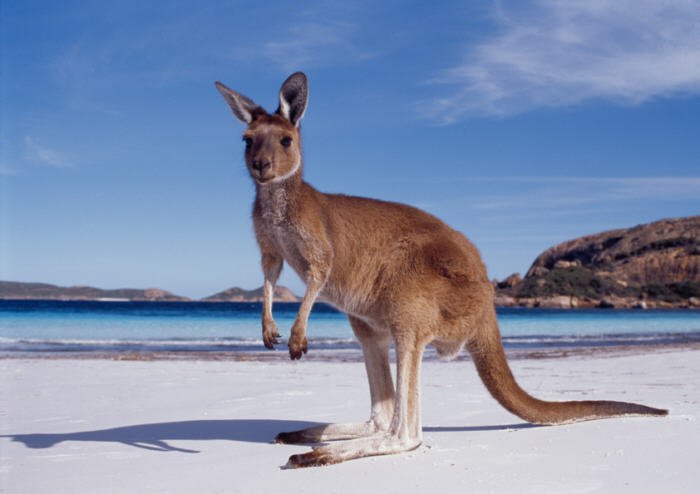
261,252,283,349
295,281,322,328
288,262,329,359
261,252,282,315
262,279,275,320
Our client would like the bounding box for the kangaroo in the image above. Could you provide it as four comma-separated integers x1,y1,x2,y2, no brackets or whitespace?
214,72,668,468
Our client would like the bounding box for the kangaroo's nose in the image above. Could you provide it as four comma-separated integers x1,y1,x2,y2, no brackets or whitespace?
252,160,271,173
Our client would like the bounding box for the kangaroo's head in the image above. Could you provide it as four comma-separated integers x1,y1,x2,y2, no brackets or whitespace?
215,72,308,185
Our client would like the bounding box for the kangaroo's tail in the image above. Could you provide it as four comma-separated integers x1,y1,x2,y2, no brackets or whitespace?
466,309,668,425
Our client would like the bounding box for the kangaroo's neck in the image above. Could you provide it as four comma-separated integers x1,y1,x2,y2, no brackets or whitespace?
255,172,312,225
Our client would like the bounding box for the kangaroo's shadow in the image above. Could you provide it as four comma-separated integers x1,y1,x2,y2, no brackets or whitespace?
1,419,322,454
424,423,542,433
2,420,541,454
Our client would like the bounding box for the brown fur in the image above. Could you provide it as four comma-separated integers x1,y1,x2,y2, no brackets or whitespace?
215,73,667,468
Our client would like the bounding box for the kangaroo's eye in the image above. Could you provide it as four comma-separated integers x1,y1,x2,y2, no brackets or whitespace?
280,136,292,148
243,136,253,148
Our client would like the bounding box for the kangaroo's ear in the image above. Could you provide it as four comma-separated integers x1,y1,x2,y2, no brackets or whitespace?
277,72,308,127
215,81,264,124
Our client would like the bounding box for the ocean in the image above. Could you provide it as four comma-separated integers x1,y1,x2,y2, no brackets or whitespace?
1,300,699,356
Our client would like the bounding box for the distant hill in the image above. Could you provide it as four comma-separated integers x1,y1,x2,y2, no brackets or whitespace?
202,285,300,302
0,281,300,303
495,216,700,308
0,281,190,301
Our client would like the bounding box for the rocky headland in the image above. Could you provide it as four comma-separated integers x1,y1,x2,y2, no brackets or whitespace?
494,216,700,309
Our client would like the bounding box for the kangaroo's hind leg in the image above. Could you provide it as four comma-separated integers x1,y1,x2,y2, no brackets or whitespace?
275,316,395,444
285,330,425,468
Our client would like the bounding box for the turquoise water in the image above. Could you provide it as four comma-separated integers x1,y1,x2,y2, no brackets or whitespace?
0,300,699,354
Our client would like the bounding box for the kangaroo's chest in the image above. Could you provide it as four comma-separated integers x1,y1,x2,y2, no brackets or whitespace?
255,187,338,295
257,203,313,278
269,222,305,266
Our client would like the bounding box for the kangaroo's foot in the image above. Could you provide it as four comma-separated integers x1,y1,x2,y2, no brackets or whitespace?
287,322,308,360
275,419,386,444
283,433,421,468
262,318,281,349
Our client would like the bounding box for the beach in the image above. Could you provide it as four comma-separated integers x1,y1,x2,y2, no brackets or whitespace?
2,347,699,493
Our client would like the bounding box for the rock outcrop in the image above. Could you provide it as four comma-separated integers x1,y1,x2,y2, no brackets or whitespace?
496,216,700,308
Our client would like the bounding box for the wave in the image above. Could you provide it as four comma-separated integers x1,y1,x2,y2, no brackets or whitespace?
502,331,700,348
2,330,699,355
0,336,360,353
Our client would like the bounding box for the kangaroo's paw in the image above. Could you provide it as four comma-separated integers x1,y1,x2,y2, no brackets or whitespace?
262,319,281,350
284,449,342,469
275,420,382,444
274,430,310,445
288,328,308,360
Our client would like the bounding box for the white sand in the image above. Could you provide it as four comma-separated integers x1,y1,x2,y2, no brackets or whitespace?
1,349,698,493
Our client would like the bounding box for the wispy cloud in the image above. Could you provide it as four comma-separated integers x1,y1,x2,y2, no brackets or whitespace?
49,12,209,115
47,3,374,112
426,0,700,122
24,137,74,168
394,175,700,216
471,176,700,210
263,20,372,71
258,1,380,72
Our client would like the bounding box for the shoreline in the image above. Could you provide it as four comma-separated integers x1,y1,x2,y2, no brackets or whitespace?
2,297,699,308
3,340,699,362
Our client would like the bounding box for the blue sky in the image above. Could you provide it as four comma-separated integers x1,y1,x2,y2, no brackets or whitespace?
1,0,699,298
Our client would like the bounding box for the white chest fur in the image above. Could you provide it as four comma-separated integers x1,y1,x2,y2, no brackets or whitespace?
258,186,290,227
256,186,309,278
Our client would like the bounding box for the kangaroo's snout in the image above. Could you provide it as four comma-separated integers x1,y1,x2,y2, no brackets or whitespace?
252,159,272,174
